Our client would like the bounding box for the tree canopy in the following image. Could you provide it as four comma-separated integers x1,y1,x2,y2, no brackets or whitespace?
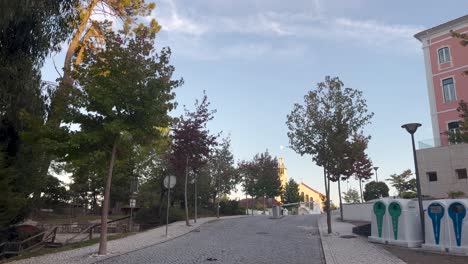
342,188,360,204
282,178,301,204
363,181,389,201
386,169,416,197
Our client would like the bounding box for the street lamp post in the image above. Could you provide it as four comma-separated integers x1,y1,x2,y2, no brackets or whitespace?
129,174,138,232
373,166,379,182
401,123,425,243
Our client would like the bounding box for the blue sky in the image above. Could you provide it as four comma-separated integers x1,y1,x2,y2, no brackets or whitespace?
41,0,468,203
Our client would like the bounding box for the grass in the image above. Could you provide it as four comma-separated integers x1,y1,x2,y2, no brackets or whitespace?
2,232,135,263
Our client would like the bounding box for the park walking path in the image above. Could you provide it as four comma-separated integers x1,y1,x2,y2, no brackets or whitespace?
10,216,244,264
319,212,405,264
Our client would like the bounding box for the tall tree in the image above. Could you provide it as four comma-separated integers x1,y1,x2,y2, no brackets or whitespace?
350,134,373,202
170,94,217,226
209,137,240,218
282,178,301,204
0,0,77,228
239,159,259,215
255,151,282,202
287,76,373,233
68,26,180,254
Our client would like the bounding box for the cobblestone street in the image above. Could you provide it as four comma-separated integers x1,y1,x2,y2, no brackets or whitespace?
97,215,324,264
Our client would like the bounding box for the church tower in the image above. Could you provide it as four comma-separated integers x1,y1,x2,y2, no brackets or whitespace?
277,157,288,202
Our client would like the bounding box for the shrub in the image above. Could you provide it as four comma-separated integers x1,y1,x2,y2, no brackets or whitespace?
219,200,244,216
448,191,466,199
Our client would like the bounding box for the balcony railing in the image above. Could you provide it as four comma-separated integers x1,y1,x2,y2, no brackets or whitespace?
418,138,442,150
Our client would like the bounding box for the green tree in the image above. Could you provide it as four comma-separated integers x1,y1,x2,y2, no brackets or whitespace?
68,26,180,254
386,169,416,196
0,0,77,228
253,151,282,203
209,137,240,218
447,100,468,144
282,178,301,204
363,181,389,201
342,188,360,203
286,76,373,233
239,151,282,213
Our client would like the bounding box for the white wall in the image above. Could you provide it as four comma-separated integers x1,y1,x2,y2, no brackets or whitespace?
417,143,468,198
342,202,373,222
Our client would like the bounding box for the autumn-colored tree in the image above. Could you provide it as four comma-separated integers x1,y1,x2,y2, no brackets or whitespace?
170,94,217,226
350,134,373,203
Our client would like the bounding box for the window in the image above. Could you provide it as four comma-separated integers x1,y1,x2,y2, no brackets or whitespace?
456,169,467,180
448,121,460,134
427,172,438,182
438,47,451,64
442,78,456,103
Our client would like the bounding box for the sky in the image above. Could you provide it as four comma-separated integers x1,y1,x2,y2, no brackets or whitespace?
41,0,468,204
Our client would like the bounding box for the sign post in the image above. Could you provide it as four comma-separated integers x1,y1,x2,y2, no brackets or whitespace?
164,175,177,237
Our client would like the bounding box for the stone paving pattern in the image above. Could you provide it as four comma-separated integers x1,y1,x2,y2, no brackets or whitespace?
319,213,406,264
11,217,236,264
97,215,324,264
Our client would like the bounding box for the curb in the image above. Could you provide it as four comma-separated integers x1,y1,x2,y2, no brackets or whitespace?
318,215,337,264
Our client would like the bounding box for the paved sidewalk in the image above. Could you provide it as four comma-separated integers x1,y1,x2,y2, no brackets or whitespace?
319,214,405,264
11,216,245,264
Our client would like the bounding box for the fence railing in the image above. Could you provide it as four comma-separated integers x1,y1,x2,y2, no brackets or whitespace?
63,215,130,245
0,226,58,259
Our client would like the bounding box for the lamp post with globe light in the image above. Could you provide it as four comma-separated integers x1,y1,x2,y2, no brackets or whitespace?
401,123,425,243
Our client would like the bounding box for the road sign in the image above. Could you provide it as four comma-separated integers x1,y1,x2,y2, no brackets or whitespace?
163,175,176,189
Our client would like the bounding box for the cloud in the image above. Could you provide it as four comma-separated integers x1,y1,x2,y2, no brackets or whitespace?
151,0,424,60
155,0,207,36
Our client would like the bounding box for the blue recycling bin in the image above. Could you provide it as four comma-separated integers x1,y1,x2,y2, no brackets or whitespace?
447,199,468,254
422,200,449,252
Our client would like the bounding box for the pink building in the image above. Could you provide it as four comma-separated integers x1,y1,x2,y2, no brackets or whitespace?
415,15,468,147
414,15,468,199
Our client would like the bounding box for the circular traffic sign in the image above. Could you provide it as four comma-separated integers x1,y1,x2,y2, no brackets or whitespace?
163,175,177,189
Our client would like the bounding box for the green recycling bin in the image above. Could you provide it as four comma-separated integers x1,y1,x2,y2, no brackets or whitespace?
386,199,423,248
369,199,390,244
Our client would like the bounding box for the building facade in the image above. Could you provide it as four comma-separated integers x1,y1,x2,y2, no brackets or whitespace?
415,15,468,198
278,157,324,211
415,15,468,147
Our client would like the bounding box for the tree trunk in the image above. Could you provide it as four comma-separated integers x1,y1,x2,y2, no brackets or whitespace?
194,177,197,223
359,179,363,203
338,179,343,221
216,172,221,219
324,168,332,234
98,138,118,255
184,156,190,226
263,195,266,214
63,0,98,85
245,193,248,215
251,196,254,215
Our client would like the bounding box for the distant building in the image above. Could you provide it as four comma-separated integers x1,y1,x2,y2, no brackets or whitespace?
277,157,325,211
414,15,468,198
